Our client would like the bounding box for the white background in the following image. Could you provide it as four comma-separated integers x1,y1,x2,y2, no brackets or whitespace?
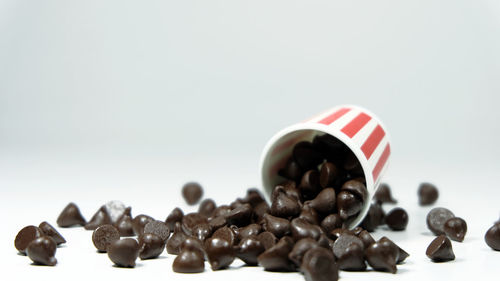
1,0,499,280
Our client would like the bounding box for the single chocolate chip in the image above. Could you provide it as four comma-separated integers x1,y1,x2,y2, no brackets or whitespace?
329,228,353,241
257,236,295,272
365,241,398,273
39,222,66,245
293,141,323,170
172,245,205,273
253,201,270,222
14,225,44,254
56,202,86,227
358,230,375,248
301,247,339,281
226,203,252,226
26,236,57,266
132,214,154,236
143,220,170,242
485,224,500,250
288,238,319,267
239,188,265,207
385,208,409,231
427,207,455,235
211,205,232,218
107,238,140,267
166,222,188,255
85,206,112,230
373,183,397,204
205,237,235,270
212,226,237,245
208,216,227,230
360,203,385,232
321,214,343,234
337,243,366,271
418,182,439,206
262,213,290,238
138,233,165,260
306,188,336,214
257,231,278,250
237,224,261,240
237,236,265,266
279,159,303,182
332,234,364,259
300,204,320,225
181,213,208,236
103,201,127,224
165,208,184,232
290,218,322,241
180,237,205,258
272,181,302,202
378,236,409,264
92,224,120,253
198,199,216,217
341,180,367,202
299,170,322,201
271,187,301,218
426,235,455,262
182,182,203,205
192,223,212,241
319,162,339,189
443,217,467,242
115,212,134,237
337,191,362,220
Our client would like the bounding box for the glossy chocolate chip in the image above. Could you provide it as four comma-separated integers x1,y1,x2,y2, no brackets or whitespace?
378,236,409,264
365,241,398,273
198,199,216,217
57,202,86,227
332,234,364,259
172,246,205,273
299,170,322,201
337,191,362,220
485,223,500,250
107,238,140,267
293,141,323,170
39,222,66,245
138,233,165,260
180,237,205,258
373,183,397,204
205,237,235,270
319,162,339,189
237,236,265,266
257,231,278,250
208,216,227,230
132,214,154,236
192,223,212,241
262,213,290,238
182,213,208,235
385,208,409,231
443,217,467,242
115,211,134,237
306,188,336,214
290,218,322,241
15,226,44,254
85,206,112,230
329,228,353,241
426,207,455,235
360,203,385,232
279,159,303,182
182,182,203,205
165,207,184,231
92,224,120,253
301,247,339,281
144,220,170,242
240,188,266,207
26,236,57,266
166,222,188,255
300,204,320,225
337,243,366,271
357,230,375,248
226,203,252,227
341,180,367,202
426,235,455,262
270,187,301,218
237,224,261,240
257,236,295,272
320,214,343,234
272,181,301,202
212,226,237,245
253,201,270,222
211,205,232,218
418,182,439,206
288,238,319,267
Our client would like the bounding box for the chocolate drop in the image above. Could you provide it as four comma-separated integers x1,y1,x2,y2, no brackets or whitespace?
288,238,319,267
26,236,57,266
132,214,154,236
262,213,290,238
337,243,366,271
107,238,140,267
320,214,343,234
426,235,455,262
85,206,112,230
301,247,339,281
365,241,398,273
337,191,362,220
165,207,184,231
138,233,165,260
418,182,439,206
426,207,455,235
205,237,235,270
319,162,339,189
39,221,66,245
485,223,500,251
56,202,86,227
373,183,397,204
166,222,188,255
198,199,216,217
306,188,336,214
144,220,170,242
443,217,467,242
92,224,120,253
385,207,409,231
257,231,278,250
14,225,44,254
299,170,322,201
182,182,203,205
237,236,265,266
257,236,295,272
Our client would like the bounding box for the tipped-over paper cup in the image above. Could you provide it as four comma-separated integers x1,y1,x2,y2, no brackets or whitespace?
259,105,391,229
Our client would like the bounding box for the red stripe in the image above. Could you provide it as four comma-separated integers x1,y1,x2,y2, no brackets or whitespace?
318,108,351,125
341,112,371,138
361,125,385,159
372,143,390,181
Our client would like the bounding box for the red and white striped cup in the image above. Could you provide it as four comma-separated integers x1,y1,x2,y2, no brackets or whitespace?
259,105,391,228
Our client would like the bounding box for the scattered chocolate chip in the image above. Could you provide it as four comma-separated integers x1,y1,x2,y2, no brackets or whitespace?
92,224,120,253
306,188,336,214
85,206,112,230
115,209,134,237
107,238,140,268
132,214,154,236
301,247,339,281
26,236,57,266
290,218,322,241
341,180,367,202
262,213,290,238
182,213,208,235
103,201,127,224
237,236,265,266
426,235,455,262
443,217,467,242
165,207,184,231
226,203,252,226
192,223,212,241
271,187,301,218
258,236,295,272
378,236,409,264
14,225,44,254
418,183,439,206
182,182,203,205
385,208,409,231
39,221,66,245
373,183,397,204
357,230,375,248
138,233,165,260
485,223,500,251
166,222,188,255
205,237,235,270
365,240,398,273
332,234,364,259
144,220,170,242
56,202,86,227
320,214,343,234
257,231,278,250
319,162,339,189
337,191,362,220
172,241,205,273
299,170,322,201
360,203,385,232
288,238,319,267
293,141,323,170
337,243,366,271
198,199,216,217
426,207,455,235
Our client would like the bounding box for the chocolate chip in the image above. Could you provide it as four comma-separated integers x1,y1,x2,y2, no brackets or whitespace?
239,188,266,207
253,201,270,222
198,199,216,217
257,231,278,250
26,236,57,266
320,214,343,234
226,203,252,226
270,187,301,218
337,243,366,271
85,206,112,230
138,233,165,260
279,159,303,182
208,216,227,230
385,208,409,231
272,181,301,202
39,221,66,245
257,236,295,272
205,237,235,270
165,207,184,231
360,203,385,232
92,224,120,252
300,203,320,225
378,236,409,264
56,202,86,227
418,182,439,206
306,188,336,214
172,241,205,273
332,234,364,259
180,237,205,258
107,238,140,267
132,214,154,236
166,222,188,255
365,240,398,273
288,238,319,267
443,217,467,242
293,141,323,170
262,213,290,238
341,180,367,202
192,223,212,241
313,134,345,162
336,191,362,220
373,183,397,204
329,228,353,241
426,207,455,235
357,230,375,248
237,224,261,240
290,218,322,241
211,205,232,218
211,226,237,245
115,209,134,237
182,213,208,235
182,182,203,205
299,170,322,201
237,236,265,266
319,162,339,189
103,201,127,224
485,224,500,251
301,247,339,281
14,225,44,254
426,235,455,262
144,220,170,242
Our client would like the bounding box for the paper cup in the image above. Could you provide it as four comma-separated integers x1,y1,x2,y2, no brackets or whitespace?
259,105,391,229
